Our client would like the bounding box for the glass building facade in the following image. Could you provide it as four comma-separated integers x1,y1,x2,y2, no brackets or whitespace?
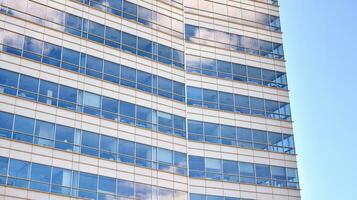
0,0,300,199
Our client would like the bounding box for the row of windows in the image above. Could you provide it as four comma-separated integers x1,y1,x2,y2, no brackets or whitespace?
185,24,284,60
0,0,185,68
190,194,250,200
0,156,188,200
0,111,187,175
184,0,281,31
189,156,299,189
0,69,186,137
188,120,295,154
0,29,186,102
187,86,291,120
186,54,288,89
72,0,184,38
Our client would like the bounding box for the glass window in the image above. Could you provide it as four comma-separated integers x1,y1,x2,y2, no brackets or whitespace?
2,30,24,55
205,158,221,173
118,139,135,163
136,143,152,167
108,0,122,10
46,7,65,25
61,48,80,71
86,55,103,78
135,183,152,200
23,36,43,61
136,106,152,129
102,96,119,114
51,167,72,195
100,135,117,160
239,162,255,183
39,80,58,106
223,160,238,174
0,69,19,95
82,92,101,115
158,44,172,64
120,66,136,87
18,75,39,100
158,77,172,98
190,194,205,200
8,159,30,188
201,58,216,76
88,21,105,43
34,120,55,147
0,112,14,138
105,26,121,44
0,157,8,176
204,122,220,138
138,37,152,58
217,60,232,78
187,87,202,106
219,92,234,111
255,164,271,185
123,1,137,20
174,152,187,168
189,156,204,171
58,85,77,110
98,176,116,195
159,188,173,200
65,13,82,30
173,115,185,137
55,125,75,151
203,89,218,109
81,131,99,156
138,6,152,25
158,148,172,164
188,120,203,141
157,112,172,133
117,179,134,197
250,97,264,110
13,115,35,143
103,61,120,83
43,42,62,66
286,168,299,188
185,24,199,40
137,70,152,92
30,163,51,192
268,132,283,147
221,125,236,139
271,166,287,187
120,101,135,124
253,130,268,150
79,172,97,190
122,32,137,53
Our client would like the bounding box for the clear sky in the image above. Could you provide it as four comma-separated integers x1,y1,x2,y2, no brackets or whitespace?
279,0,357,199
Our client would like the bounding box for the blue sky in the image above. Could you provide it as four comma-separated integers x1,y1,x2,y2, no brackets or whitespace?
279,0,357,199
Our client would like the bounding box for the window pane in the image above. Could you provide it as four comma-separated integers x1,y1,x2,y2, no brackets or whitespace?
81,131,99,149
9,159,30,178
187,87,202,100
51,167,72,187
98,176,116,194
34,120,55,147
0,157,8,176
136,143,152,160
189,156,204,171
39,80,58,104
255,164,271,178
30,163,51,183
117,179,134,197
43,42,62,60
79,172,97,190
55,125,74,150
18,75,39,100
188,120,203,135
205,158,221,173
239,162,255,176
0,69,19,89
59,86,77,103
223,160,238,174
0,112,14,130
14,115,35,142
100,135,117,153
118,139,135,156
83,92,101,108
221,125,236,139
158,148,172,164
102,97,119,113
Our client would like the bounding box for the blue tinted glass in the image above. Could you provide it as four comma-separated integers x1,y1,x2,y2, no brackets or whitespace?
123,1,137,19
55,125,74,144
117,179,134,197
30,163,51,183
237,128,252,141
39,80,58,98
204,122,220,137
158,148,172,164
190,194,205,200
135,183,151,199
0,69,19,88
219,92,234,105
34,120,55,147
14,115,35,134
271,166,286,180
43,42,62,59
136,143,152,160
173,116,185,131
62,48,80,65
19,75,39,93
158,77,172,92
81,131,99,148
104,61,120,82
250,97,264,110
187,87,202,100
0,112,14,130
79,172,97,190
98,176,116,194
173,81,184,96
120,101,135,118
174,152,187,168
256,164,271,178
120,66,136,86
239,162,255,176
158,44,172,59
51,167,72,187
0,157,8,175
138,37,152,53
65,13,82,29
221,125,236,139
137,71,152,89
86,55,103,77
102,97,118,113
253,130,267,143
9,159,30,179
59,85,77,103
185,24,199,40
100,135,117,153
205,158,221,173
108,0,122,10
189,156,204,171
203,89,218,103
122,32,137,49
89,21,105,37
23,36,43,58
223,160,238,174
118,139,134,156
136,106,152,123
188,121,203,135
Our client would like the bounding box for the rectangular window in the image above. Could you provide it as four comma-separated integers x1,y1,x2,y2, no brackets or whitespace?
8,159,30,188
13,115,35,143
30,163,51,192
100,135,117,160
43,42,62,66
58,85,77,110
55,125,75,151
0,69,19,95
34,120,55,147
0,112,13,138
18,75,39,100
81,131,99,157
38,80,58,106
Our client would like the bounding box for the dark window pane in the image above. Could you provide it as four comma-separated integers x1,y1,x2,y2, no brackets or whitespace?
123,1,137,20
117,179,134,197
189,156,204,171
120,101,135,124
79,172,97,190
98,176,116,195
